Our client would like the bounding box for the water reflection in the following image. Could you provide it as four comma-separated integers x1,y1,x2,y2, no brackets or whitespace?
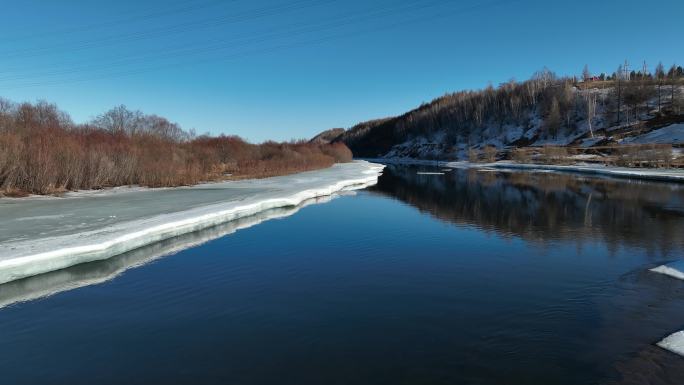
371,165,684,255
0,194,338,309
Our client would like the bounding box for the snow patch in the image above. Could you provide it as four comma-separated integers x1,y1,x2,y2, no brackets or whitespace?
622,124,684,145
650,260,684,280
657,331,684,357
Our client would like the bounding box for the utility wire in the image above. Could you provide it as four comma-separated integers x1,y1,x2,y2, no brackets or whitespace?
0,0,441,81
0,0,331,59
0,0,226,43
0,0,514,89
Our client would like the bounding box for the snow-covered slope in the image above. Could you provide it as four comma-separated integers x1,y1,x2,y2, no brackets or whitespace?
621,123,684,145
0,161,384,285
329,82,684,160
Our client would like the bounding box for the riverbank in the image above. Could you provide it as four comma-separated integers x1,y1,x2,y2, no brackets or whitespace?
368,158,684,183
0,161,384,285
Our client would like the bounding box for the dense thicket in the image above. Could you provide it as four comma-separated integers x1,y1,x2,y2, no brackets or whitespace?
334,65,684,157
0,100,352,196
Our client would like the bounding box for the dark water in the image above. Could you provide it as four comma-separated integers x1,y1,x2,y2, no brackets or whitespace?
1,164,684,385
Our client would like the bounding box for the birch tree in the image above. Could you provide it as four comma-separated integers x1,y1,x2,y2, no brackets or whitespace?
585,92,596,138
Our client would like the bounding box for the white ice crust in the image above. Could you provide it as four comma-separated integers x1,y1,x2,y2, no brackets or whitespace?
371,158,684,183
657,331,684,357
0,161,384,285
650,260,684,281
0,194,341,308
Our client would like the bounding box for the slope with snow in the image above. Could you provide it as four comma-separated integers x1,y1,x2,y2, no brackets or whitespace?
0,161,384,285
621,123,684,145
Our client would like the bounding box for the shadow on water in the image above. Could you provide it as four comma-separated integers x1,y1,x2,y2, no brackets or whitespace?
370,164,684,256
0,194,339,309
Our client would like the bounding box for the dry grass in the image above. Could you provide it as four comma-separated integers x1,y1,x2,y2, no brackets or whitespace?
483,146,498,163
539,146,570,164
612,144,673,168
468,148,480,163
511,147,533,163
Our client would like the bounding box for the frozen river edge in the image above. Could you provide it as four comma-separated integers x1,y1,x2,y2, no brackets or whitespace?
0,161,384,285
369,158,684,183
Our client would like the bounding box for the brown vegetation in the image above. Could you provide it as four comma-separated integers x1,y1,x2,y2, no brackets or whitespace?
0,100,352,196
506,144,677,168
613,144,673,168
539,146,570,165
468,148,480,163
482,146,498,163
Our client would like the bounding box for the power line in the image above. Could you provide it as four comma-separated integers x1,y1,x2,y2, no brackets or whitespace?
0,0,514,90
0,0,225,43
0,0,441,81
0,0,331,59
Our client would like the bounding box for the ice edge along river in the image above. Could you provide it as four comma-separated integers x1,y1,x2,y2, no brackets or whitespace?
0,161,384,285
0,194,342,309
370,158,684,183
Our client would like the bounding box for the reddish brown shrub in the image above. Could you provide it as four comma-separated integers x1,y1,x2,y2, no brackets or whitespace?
0,100,353,195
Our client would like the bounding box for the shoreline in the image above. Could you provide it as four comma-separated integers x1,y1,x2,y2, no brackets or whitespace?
366,158,684,183
0,163,349,200
0,161,384,285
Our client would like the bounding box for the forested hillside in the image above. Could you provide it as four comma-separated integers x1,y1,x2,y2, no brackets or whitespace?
321,63,684,162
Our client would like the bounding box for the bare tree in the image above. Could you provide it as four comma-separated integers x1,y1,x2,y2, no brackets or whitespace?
582,64,591,82
92,105,142,135
545,97,561,138
655,62,665,112
585,92,597,138
615,64,623,126
669,64,678,111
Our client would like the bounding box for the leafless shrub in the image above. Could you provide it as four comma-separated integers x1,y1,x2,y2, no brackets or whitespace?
468,148,480,163
511,147,532,163
613,144,673,168
483,146,498,163
0,100,353,195
540,146,569,164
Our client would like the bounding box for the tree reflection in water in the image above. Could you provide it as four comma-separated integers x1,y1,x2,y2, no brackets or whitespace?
371,165,684,257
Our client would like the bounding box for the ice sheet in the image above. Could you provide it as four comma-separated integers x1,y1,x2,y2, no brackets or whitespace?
0,161,384,285
372,158,684,183
650,260,684,281
0,194,339,308
657,331,684,357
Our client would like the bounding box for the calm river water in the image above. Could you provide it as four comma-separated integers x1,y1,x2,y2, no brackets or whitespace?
1,164,683,384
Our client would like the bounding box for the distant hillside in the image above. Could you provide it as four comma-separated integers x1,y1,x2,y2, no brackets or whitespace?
318,64,684,162
310,128,345,144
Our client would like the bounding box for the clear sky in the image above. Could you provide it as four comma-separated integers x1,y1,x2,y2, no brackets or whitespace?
1,0,682,142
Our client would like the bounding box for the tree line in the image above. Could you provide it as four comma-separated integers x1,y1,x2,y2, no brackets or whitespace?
334,62,684,157
0,100,352,196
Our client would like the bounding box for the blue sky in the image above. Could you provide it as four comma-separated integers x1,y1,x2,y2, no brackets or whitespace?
1,0,682,142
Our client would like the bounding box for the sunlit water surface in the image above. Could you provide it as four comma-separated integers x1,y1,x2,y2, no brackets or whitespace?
1,164,683,384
